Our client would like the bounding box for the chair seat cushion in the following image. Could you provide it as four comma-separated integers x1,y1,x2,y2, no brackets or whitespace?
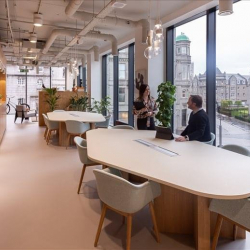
209,199,250,230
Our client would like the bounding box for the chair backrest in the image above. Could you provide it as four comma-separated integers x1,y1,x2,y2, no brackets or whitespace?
222,144,250,157
65,120,90,134
74,136,94,165
46,117,59,130
93,168,161,214
42,113,48,126
53,110,65,112
204,132,215,145
112,125,134,130
96,115,111,128
15,105,26,118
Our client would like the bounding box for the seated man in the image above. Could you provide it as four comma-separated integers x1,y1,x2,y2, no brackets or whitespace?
175,95,211,142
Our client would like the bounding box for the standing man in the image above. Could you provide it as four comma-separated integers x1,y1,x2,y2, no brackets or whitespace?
175,95,211,142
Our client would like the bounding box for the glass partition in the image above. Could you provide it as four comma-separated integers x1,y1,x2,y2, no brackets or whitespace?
107,54,114,125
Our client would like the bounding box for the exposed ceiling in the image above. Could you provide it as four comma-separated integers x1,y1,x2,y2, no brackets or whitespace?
0,0,192,67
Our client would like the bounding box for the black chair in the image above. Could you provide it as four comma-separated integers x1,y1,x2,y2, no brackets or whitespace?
14,105,37,123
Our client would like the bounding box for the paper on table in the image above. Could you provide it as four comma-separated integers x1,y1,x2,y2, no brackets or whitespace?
134,139,178,157
69,113,80,117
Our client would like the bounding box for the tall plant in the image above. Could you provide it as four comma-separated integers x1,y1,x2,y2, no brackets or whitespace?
69,95,88,111
155,81,176,128
91,97,111,114
44,88,60,112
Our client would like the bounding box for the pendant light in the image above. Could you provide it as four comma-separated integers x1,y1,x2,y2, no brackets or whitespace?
154,0,164,43
30,33,37,43
144,30,154,59
218,0,233,16
33,13,43,27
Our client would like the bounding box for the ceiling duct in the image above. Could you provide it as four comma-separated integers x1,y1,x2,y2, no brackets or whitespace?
53,1,120,61
65,0,148,42
42,30,76,54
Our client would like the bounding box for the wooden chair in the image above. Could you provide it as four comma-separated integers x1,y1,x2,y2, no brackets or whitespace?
14,105,37,123
93,168,161,250
65,120,90,149
74,136,99,194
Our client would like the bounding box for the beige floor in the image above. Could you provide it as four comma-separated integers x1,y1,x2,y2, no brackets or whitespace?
0,115,249,250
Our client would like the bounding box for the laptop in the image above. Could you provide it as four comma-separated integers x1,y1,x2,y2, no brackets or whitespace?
155,126,174,140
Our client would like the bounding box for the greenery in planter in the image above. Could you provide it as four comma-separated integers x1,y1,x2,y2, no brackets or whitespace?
155,81,176,127
44,88,60,112
91,97,111,114
69,94,89,111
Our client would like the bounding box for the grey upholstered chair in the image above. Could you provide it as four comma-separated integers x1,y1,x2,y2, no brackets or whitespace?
95,115,111,128
15,105,37,123
204,132,215,145
112,125,135,130
209,144,250,250
43,114,59,145
93,168,161,250
74,136,99,194
65,120,90,149
221,144,250,156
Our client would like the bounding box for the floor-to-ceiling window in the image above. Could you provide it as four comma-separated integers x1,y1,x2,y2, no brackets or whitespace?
106,54,114,125
216,1,250,149
173,16,207,134
118,48,129,124
103,43,134,126
6,65,66,114
51,67,66,90
27,66,50,111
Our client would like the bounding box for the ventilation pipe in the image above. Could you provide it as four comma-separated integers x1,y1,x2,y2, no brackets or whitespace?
42,30,76,54
65,0,148,43
65,0,84,17
84,33,117,56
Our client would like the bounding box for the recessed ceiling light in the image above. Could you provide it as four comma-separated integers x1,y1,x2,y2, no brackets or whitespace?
111,0,126,8
34,13,43,27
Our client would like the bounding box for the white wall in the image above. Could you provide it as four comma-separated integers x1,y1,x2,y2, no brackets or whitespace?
90,53,102,102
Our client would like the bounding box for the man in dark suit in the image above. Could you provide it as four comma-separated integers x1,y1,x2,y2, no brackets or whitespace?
175,95,211,142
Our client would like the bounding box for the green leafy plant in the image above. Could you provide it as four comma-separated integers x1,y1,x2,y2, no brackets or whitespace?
91,97,111,114
44,88,60,112
155,81,176,128
69,94,88,111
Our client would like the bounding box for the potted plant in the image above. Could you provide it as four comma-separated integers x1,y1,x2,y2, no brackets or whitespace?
69,94,88,111
91,97,111,115
44,88,60,112
155,81,176,140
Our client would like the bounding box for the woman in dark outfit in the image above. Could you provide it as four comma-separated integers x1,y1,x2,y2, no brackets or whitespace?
133,84,157,130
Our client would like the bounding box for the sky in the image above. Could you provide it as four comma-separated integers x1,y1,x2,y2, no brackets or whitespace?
175,0,250,76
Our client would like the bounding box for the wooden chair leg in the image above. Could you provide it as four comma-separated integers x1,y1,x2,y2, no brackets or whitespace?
233,224,238,240
77,164,87,194
46,130,51,145
149,201,160,243
212,214,223,250
126,214,132,250
44,127,48,139
122,216,126,225
94,204,107,247
66,134,71,149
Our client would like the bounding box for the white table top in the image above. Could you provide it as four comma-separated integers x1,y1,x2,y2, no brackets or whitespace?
87,129,250,199
47,111,105,123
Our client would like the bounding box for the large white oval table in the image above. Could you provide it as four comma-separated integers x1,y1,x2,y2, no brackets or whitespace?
47,111,105,146
87,128,250,250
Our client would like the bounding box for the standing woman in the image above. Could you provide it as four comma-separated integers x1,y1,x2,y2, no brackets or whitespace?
133,84,157,130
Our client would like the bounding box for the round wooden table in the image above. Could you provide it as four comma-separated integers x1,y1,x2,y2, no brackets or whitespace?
47,111,105,146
